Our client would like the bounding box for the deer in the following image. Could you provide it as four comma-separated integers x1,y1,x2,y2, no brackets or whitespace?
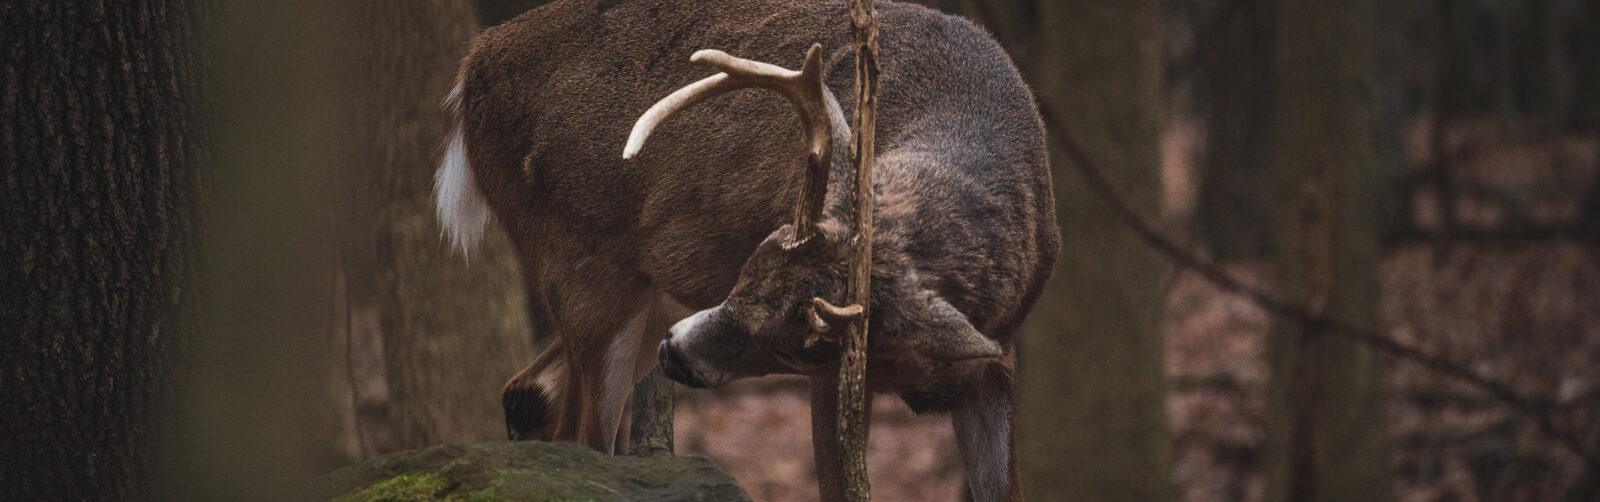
434,0,1057,499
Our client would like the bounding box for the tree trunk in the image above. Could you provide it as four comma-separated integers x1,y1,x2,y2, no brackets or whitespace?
1574,0,1600,130
1531,0,1569,117
337,0,534,456
1432,0,1475,121
1196,0,1273,262
0,2,204,499
1373,0,1411,241
1494,0,1518,128
1016,0,1172,499
1261,1,1394,501
1576,0,1600,231
627,368,674,457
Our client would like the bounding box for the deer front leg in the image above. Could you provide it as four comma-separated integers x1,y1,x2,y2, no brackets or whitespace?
951,361,1022,502
810,377,874,502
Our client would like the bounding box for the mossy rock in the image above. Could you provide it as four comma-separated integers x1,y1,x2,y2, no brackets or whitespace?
315,442,751,502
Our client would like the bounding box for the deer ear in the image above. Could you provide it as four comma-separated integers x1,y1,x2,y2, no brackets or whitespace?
888,291,1003,361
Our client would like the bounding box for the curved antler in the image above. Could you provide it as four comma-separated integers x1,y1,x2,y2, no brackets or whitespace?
624,44,834,247
804,297,864,347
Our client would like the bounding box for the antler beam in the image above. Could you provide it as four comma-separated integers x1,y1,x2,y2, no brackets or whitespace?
624,44,834,247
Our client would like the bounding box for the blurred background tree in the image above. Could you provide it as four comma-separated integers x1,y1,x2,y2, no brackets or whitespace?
175,1,350,499
1193,0,1271,262
992,0,1175,499
1259,1,1393,501
326,0,534,461
5,0,1598,500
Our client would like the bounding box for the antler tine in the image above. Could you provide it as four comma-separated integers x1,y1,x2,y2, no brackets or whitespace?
804,297,864,347
623,44,834,247
690,49,801,80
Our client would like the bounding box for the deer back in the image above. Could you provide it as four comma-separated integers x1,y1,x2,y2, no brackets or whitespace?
459,0,1054,328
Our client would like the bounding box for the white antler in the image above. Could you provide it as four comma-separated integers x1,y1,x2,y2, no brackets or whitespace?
624,44,835,246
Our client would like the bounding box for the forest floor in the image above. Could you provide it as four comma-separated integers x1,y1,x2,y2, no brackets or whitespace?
674,120,1599,502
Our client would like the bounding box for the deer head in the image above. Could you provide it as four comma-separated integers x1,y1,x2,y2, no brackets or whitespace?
625,45,1003,389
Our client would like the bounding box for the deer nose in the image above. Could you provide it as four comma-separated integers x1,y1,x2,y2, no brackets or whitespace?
658,340,706,388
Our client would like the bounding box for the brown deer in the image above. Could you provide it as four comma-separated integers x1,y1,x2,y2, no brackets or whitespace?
435,0,1057,499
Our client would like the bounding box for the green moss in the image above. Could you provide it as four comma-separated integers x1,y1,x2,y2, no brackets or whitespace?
329,471,512,502
331,473,452,502
315,442,749,501
465,486,499,502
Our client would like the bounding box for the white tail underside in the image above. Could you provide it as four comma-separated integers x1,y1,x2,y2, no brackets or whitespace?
434,82,490,254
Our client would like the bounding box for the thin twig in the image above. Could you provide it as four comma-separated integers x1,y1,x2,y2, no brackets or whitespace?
1036,103,1598,475
965,0,1593,473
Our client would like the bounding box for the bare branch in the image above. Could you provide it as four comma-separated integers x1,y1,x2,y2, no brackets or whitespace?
1035,103,1598,475
834,0,879,500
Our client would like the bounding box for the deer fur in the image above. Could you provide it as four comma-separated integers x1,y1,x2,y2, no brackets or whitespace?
436,0,1056,500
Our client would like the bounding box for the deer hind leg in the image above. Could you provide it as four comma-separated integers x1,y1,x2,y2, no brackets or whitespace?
502,337,566,441
537,276,695,454
544,289,642,452
502,268,648,451
952,360,1021,502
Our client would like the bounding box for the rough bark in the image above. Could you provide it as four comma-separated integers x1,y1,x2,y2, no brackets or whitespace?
338,0,534,456
628,368,675,457
1015,0,1172,499
1261,1,1394,501
812,377,875,502
0,2,204,499
834,0,879,499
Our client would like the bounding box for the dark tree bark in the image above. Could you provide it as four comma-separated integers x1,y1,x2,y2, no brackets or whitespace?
1261,1,1394,501
337,0,534,455
0,2,204,500
1015,0,1172,499
1196,0,1273,261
